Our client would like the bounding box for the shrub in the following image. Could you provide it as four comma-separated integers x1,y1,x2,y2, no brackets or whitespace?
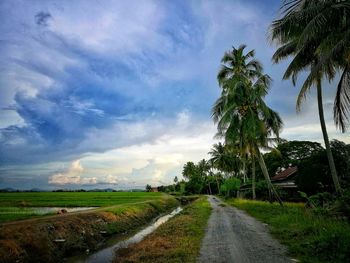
220,177,240,197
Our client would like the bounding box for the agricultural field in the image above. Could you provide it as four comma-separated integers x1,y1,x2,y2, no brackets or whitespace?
0,192,164,223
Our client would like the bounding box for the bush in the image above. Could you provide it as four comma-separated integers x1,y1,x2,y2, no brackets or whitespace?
296,151,333,195
255,180,269,200
220,177,240,197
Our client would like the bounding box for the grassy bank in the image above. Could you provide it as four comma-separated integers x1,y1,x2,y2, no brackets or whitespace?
0,195,178,263
226,199,350,263
114,196,211,263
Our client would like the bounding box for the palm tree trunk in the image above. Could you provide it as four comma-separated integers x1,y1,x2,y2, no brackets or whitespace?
316,80,341,193
214,173,220,194
252,156,256,200
242,156,247,183
256,146,283,206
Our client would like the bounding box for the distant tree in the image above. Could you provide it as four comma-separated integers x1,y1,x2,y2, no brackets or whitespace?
277,141,323,161
157,185,165,192
296,140,350,195
220,177,241,197
145,184,152,192
198,159,212,194
263,148,283,177
330,140,350,188
182,162,198,180
174,176,178,184
209,143,240,192
182,162,203,194
209,143,239,176
296,151,333,195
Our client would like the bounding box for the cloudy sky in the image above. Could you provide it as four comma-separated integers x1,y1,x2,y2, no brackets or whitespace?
0,0,348,190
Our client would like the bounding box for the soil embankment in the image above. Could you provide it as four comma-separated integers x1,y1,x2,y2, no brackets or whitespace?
0,195,178,263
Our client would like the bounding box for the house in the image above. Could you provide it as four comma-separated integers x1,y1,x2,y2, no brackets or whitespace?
150,187,159,192
271,166,298,189
271,166,299,200
237,166,299,199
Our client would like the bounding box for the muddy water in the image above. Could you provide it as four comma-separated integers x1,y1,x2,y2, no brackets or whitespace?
73,206,183,263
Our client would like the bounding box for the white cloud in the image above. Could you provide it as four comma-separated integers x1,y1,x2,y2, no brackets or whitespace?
49,160,87,185
48,159,122,186
59,111,217,187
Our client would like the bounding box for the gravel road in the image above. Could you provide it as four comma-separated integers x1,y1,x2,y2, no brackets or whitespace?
198,196,293,263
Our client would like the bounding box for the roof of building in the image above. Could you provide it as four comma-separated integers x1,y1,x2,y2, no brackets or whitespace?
271,166,298,181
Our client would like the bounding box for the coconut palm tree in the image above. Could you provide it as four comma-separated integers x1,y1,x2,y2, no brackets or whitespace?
270,0,347,193
271,0,350,132
197,159,213,194
208,143,240,191
208,143,239,176
212,45,284,205
209,143,228,182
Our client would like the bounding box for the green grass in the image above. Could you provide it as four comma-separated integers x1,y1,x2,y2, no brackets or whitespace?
0,192,165,223
0,207,43,222
114,196,211,263
0,192,163,207
226,198,350,263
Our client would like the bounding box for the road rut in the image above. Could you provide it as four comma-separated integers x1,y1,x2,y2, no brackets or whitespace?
198,196,292,263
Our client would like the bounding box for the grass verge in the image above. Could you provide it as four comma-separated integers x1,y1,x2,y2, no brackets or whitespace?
114,196,211,263
226,198,350,263
0,195,178,263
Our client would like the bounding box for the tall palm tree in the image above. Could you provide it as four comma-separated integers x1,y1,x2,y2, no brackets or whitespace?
271,0,350,132
270,0,347,193
212,45,284,205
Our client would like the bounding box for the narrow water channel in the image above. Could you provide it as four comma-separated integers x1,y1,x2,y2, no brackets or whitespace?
72,206,183,263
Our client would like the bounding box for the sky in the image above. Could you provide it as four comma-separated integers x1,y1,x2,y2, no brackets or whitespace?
0,0,349,190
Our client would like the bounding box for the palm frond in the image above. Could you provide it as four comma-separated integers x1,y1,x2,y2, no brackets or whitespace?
334,66,350,132
295,69,318,112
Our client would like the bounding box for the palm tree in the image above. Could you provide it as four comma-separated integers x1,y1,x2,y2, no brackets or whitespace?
182,161,197,180
270,0,347,193
212,45,284,205
197,159,212,194
208,143,239,176
208,143,239,191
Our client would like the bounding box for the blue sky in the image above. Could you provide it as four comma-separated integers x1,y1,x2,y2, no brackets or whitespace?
0,0,348,190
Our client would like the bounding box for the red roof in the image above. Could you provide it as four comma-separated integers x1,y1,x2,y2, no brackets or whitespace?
271,166,298,181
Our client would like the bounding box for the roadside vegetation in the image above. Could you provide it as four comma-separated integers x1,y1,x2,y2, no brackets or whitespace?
114,197,211,263
227,199,350,263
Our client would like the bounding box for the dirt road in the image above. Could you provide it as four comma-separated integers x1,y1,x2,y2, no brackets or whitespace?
198,196,292,263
